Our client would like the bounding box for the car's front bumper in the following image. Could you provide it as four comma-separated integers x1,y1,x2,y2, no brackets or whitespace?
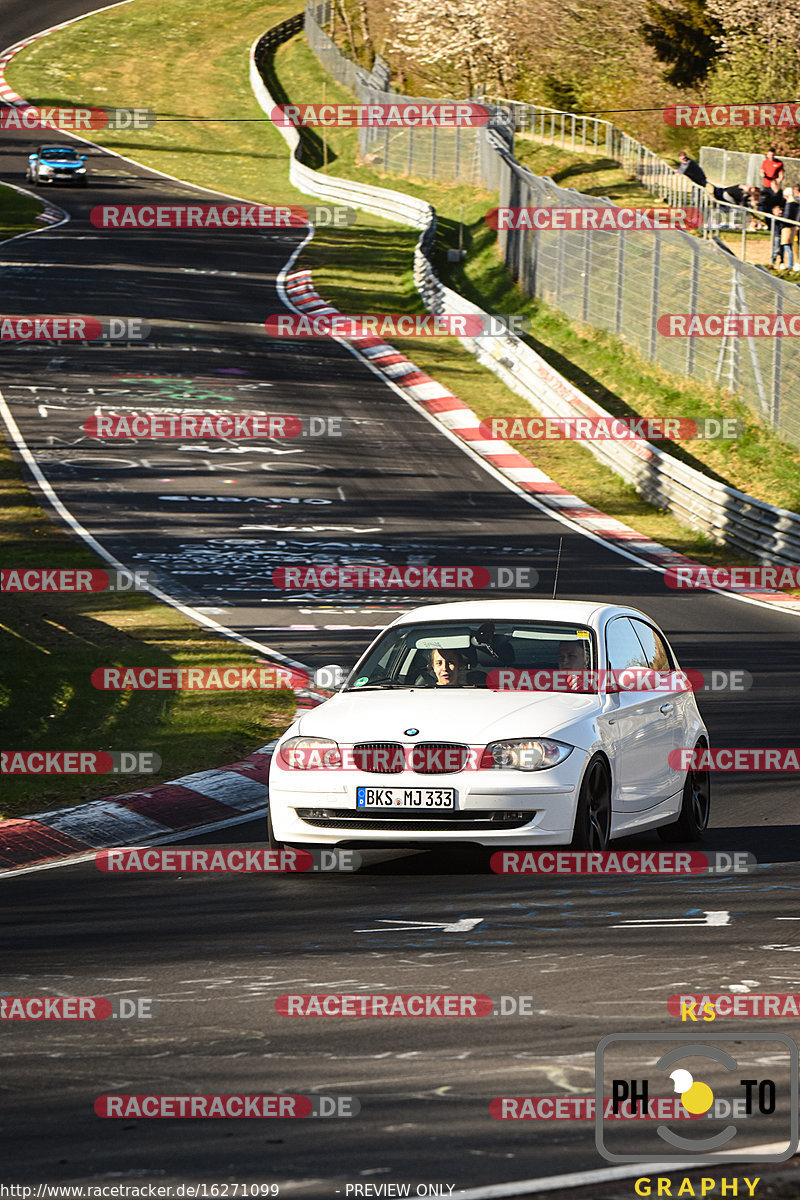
268,758,584,846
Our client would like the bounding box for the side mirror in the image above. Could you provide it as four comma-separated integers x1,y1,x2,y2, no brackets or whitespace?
28,153,37,162
80,156,87,162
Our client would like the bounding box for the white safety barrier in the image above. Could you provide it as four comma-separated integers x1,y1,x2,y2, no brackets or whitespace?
251,17,800,565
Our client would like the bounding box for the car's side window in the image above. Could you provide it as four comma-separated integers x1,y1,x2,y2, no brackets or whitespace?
630,620,673,670
605,617,648,670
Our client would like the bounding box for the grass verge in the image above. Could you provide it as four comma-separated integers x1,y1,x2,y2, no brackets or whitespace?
2,0,799,809
0,438,295,819
8,2,800,516
0,181,45,242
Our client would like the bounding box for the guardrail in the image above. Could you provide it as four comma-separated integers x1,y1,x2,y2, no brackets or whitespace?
251,14,800,565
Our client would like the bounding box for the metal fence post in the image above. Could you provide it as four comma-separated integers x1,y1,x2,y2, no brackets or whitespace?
772,292,783,428
649,237,661,360
687,245,699,377
583,228,592,322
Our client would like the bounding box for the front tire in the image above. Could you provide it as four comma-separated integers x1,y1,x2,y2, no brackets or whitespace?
658,740,710,842
570,755,611,851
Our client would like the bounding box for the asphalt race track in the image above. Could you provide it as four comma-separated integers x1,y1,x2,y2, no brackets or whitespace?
2,0,800,1194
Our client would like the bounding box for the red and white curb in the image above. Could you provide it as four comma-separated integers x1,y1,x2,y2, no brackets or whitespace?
0,745,276,874
283,268,800,614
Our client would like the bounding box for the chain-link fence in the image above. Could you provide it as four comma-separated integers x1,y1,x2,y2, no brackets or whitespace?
491,128,800,446
301,6,800,448
701,145,800,190
304,3,512,185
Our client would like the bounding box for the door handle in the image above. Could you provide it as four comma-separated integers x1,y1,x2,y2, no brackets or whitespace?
660,703,673,714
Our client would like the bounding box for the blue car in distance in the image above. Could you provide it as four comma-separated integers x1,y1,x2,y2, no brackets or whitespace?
26,145,88,186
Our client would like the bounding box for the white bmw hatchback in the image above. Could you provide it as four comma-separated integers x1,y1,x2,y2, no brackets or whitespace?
267,599,710,851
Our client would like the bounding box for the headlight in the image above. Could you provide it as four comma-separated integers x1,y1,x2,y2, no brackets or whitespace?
278,736,341,769
76,167,86,173
38,165,52,173
480,738,573,771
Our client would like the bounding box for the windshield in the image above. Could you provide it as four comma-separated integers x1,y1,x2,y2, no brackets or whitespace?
41,149,80,160
344,620,597,691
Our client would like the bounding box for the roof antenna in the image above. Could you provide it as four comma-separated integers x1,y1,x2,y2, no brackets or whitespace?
552,537,564,600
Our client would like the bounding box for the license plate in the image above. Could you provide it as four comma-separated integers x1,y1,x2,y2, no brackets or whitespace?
356,787,455,809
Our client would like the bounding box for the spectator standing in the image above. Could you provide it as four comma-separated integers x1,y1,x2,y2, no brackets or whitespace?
771,203,793,268
761,147,785,188
781,186,799,270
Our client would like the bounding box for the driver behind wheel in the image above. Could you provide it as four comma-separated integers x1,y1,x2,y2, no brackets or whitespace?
429,647,464,686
